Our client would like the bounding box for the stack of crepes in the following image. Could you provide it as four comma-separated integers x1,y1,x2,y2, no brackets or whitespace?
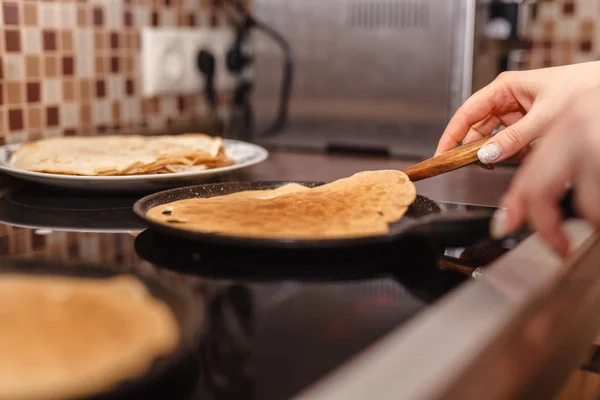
10,134,233,176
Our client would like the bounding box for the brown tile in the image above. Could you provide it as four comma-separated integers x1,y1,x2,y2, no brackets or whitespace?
6,82,23,105
563,1,575,15
96,79,106,98
94,31,106,50
80,80,91,101
143,97,159,115
77,6,88,26
44,55,58,77
125,78,134,95
580,40,593,52
8,109,23,131
151,10,159,26
62,56,74,76
5,30,21,52
46,106,59,127
28,107,42,130
125,56,134,73
61,31,73,52
23,3,37,26
95,56,106,74
112,101,121,120
43,30,57,51
110,32,119,49
93,7,104,26
0,84,3,106
188,13,196,26
581,20,594,39
110,56,119,73
124,9,133,27
63,79,75,101
64,128,77,136
26,82,41,103
80,104,92,126
3,2,19,25
25,55,41,78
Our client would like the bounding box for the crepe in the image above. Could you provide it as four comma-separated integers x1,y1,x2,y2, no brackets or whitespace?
10,134,233,176
147,170,416,239
0,274,180,400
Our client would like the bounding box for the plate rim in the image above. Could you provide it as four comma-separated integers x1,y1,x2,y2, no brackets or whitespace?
0,139,268,182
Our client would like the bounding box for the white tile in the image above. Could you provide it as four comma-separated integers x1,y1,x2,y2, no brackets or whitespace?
59,3,77,28
148,115,163,131
75,29,94,78
108,75,124,99
161,97,177,116
61,103,79,127
45,128,62,138
92,100,111,124
42,79,62,104
38,3,60,29
3,54,25,82
22,28,42,54
162,9,176,27
106,0,123,29
185,0,200,11
9,132,26,144
134,7,150,27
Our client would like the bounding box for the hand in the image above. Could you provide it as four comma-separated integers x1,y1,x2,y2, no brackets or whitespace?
436,62,600,165
491,89,600,257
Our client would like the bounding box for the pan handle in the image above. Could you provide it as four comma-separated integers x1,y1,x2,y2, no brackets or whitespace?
414,189,579,247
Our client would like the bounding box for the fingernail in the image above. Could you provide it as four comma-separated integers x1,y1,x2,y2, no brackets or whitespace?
490,209,508,240
477,143,502,164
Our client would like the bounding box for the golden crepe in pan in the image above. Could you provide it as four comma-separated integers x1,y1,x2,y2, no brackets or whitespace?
10,134,233,176
0,274,179,400
147,170,416,239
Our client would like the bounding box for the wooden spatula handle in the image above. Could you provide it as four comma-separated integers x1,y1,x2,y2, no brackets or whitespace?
401,137,489,182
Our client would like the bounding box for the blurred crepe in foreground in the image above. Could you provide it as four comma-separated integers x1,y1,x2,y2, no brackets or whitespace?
10,134,233,176
147,170,416,239
0,274,179,400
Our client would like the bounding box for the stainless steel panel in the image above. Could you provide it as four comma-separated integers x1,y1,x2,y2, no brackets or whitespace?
251,0,475,158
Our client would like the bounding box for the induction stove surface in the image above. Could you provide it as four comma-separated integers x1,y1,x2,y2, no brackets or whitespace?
0,184,528,400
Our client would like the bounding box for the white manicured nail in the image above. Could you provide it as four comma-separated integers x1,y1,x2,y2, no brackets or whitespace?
490,209,508,240
478,143,502,164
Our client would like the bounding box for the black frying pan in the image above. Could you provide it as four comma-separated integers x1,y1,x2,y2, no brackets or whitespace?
133,181,494,252
134,180,578,253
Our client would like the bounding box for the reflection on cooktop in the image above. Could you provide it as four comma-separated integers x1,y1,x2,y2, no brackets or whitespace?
0,186,145,233
134,229,469,303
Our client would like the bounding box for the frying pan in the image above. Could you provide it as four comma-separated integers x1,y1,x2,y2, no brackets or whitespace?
133,137,577,253
133,138,492,250
0,257,205,400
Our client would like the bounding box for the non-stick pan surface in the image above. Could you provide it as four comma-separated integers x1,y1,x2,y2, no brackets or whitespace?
133,181,494,252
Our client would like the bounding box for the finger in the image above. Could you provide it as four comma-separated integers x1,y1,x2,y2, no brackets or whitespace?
476,107,545,165
436,84,509,154
462,115,500,145
509,133,575,256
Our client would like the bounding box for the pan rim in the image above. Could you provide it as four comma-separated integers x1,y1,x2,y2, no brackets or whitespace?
133,181,444,250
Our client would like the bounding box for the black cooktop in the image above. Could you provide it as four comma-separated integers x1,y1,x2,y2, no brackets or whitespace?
0,184,529,400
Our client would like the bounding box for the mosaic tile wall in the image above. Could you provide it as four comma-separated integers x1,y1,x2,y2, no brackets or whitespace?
527,0,600,68
0,0,236,145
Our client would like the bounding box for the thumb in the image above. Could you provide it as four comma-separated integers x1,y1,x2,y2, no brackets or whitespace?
477,111,542,165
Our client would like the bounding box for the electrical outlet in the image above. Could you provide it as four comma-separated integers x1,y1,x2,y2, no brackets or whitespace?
140,27,237,98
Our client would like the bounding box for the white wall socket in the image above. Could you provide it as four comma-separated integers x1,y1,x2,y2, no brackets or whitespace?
140,27,237,98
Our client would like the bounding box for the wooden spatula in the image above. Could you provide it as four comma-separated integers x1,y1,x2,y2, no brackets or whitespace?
402,137,489,182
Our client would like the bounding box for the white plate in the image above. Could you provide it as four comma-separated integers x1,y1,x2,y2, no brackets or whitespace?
0,139,268,192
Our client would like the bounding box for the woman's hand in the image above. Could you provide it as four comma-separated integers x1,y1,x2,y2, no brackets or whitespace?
492,89,600,257
436,61,600,165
